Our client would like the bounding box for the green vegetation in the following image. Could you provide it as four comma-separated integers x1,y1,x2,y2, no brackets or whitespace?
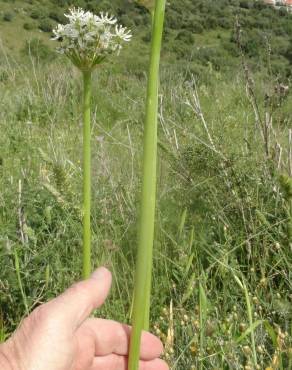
0,0,292,369
1,0,292,76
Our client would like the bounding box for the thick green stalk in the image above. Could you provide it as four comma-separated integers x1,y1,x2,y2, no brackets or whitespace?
82,70,92,279
128,1,166,370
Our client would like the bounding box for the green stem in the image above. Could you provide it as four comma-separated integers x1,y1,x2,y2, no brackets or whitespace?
234,275,258,368
128,1,166,370
82,70,92,279
14,250,29,316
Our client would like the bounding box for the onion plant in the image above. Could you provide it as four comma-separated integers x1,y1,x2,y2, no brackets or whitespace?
52,7,131,278
128,1,166,369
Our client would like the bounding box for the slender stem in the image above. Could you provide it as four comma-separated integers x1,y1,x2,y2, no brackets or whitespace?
128,1,166,370
14,250,29,316
243,283,257,367
234,275,257,367
82,70,92,279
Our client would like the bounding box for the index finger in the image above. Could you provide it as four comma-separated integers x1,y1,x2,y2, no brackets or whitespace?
78,318,164,360
45,268,112,329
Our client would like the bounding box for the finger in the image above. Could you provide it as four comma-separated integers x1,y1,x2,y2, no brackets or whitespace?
89,355,169,370
45,267,112,329
78,318,163,360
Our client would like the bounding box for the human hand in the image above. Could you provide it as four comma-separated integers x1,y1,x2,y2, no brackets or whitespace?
0,267,168,370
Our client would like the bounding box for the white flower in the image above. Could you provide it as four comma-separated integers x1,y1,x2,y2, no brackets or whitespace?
51,24,64,40
95,12,117,25
51,7,132,71
115,25,132,42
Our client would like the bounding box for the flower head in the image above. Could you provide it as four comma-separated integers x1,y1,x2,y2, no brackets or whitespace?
52,7,132,71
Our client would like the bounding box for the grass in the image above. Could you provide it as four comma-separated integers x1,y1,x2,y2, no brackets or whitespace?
0,0,54,52
0,14,292,370
1,52,291,369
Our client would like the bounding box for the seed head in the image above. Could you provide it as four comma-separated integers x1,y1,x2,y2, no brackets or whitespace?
242,345,252,356
51,8,132,71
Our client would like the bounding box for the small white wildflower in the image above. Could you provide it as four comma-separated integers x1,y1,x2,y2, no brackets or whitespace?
115,25,132,42
51,24,65,40
52,7,132,71
95,12,117,25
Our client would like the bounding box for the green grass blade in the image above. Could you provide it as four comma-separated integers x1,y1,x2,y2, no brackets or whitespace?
14,250,29,315
235,320,263,343
234,275,258,367
199,282,208,370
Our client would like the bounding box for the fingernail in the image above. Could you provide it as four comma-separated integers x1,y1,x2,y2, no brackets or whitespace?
91,267,109,280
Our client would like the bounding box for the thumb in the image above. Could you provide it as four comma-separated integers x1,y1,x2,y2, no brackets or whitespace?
46,267,112,330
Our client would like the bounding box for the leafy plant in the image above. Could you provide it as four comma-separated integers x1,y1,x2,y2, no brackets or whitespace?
39,19,53,33
3,12,13,22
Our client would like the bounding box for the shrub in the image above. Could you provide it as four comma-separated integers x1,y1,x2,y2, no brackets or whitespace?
204,16,218,30
193,47,227,70
191,22,204,34
23,22,35,31
176,30,195,44
253,1,266,10
30,8,41,19
171,41,193,59
52,0,68,6
217,17,233,29
39,19,53,33
165,11,181,29
239,0,252,9
49,11,66,24
3,12,13,22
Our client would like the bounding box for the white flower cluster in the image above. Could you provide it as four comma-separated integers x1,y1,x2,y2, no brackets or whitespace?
52,8,132,71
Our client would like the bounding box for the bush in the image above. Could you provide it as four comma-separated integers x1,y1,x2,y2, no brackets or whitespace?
193,47,227,70
239,0,252,9
3,12,13,22
191,22,204,34
30,9,41,19
204,16,218,30
52,0,68,5
49,11,66,24
23,22,35,31
171,41,193,59
217,17,233,29
165,11,181,29
39,19,53,33
176,30,195,44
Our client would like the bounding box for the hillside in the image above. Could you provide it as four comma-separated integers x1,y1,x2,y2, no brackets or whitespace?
1,0,292,77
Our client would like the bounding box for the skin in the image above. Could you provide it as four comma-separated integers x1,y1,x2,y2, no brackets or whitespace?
0,267,169,370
